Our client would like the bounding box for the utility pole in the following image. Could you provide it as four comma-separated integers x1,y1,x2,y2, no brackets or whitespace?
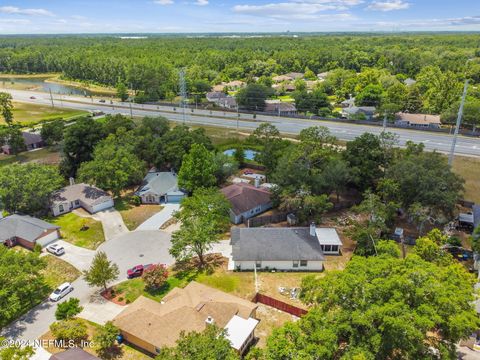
49,88,54,108
179,68,187,125
382,113,388,130
448,79,469,166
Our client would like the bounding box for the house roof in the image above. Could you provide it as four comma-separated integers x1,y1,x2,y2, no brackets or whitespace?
343,106,376,115
264,101,297,113
225,80,245,87
404,78,417,86
272,75,293,82
315,228,343,246
51,183,112,207
136,171,181,197
224,315,259,351
49,348,100,360
113,281,257,349
473,205,480,229
396,112,441,126
231,227,326,261
206,92,227,101
22,132,43,146
285,72,304,80
0,214,59,243
218,96,237,107
221,183,271,216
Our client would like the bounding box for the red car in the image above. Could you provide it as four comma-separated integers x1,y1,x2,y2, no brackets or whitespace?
127,264,152,279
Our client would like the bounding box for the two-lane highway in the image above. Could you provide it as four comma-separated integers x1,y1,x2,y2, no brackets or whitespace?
5,88,480,157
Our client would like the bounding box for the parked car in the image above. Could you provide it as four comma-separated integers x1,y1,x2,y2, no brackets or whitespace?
244,170,253,175
127,264,152,279
49,282,73,302
47,243,65,256
99,99,106,103
30,96,36,99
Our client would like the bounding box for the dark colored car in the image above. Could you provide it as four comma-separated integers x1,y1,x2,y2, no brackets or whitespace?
127,264,152,279
99,99,106,103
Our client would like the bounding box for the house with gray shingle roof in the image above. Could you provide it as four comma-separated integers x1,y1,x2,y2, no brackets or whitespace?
0,214,60,250
50,182,114,216
231,224,342,271
136,170,186,205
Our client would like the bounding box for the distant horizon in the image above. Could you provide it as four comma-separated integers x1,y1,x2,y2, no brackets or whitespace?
0,1,478,34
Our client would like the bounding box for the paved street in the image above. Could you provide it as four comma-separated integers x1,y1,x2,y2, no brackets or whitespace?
136,203,180,230
4,88,480,158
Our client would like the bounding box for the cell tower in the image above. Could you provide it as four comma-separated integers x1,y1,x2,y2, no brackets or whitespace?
179,68,187,124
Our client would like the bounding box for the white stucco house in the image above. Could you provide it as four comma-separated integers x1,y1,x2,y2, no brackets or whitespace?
221,183,272,224
231,224,342,271
135,170,186,204
50,182,114,216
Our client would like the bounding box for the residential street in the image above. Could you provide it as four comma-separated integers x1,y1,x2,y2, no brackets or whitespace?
0,206,176,344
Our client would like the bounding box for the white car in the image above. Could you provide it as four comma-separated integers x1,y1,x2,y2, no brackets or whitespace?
47,244,65,256
49,282,73,302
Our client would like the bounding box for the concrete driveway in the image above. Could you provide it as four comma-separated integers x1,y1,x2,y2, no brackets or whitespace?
93,208,129,240
47,240,96,272
98,230,175,279
136,203,180,231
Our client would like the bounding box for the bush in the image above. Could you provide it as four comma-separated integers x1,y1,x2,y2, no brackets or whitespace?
448,235,462,247
33,243,43,254
55,298,83,320
94,321,119,352
142,264,169,290
131,195,142,206
50,319,88,344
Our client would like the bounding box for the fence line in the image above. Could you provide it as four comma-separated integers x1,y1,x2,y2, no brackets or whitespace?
252,293,307,317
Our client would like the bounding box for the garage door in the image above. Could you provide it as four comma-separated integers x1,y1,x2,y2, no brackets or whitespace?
92,199,114,213
36,231,60,247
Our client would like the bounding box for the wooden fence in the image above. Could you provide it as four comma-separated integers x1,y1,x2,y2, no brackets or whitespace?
252,293,308,317
246,213,287,227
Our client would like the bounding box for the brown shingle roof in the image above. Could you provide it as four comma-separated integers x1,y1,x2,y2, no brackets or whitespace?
49,348,99,360
221,183,271,216
112,282,257,349
51,183,112,207
396,112,441,126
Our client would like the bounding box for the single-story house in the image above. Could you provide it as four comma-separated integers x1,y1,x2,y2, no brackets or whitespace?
2,131,44,155
216,96,237,110
317,72,329,81
225,80,245,89
0,214,60,250
395,112,441,129
272,75,293,83
49,348,100,360
213,83,226,92
135,170,186,204
272,83,296,93
342,106,376,120
340,97,355,108
221,183,272,224
50,182,114,216
264,100,297,116
285,72,304,80
231,224,342,271
206,91,227,103
113,281,259,356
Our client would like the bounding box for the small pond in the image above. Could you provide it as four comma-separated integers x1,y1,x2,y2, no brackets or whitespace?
0,76,98,96
223,149,257,161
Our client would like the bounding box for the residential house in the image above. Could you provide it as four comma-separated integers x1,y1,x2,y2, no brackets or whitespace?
272,75,293,83
0,214,60,250
264,100,297,116
225,80,245,90
135,170,186,204
404,78,417,86
213,83,226,92
50,181,114,216
272,83,296,93
113,281,259,356
231,224,342,271
285,72,304,80
340,97,355,108
221,183,272,224
49,348,100,360
206,91,227,103
395,113,441,129
2,131,44,155
317,72,329,81
342,106,376,120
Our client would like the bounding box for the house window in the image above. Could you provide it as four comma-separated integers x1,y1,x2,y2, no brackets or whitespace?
255,261,262,268
293,260,299,268
155,347,161,354
59,204,64,212
331,245,338,253
325,245,332,252
75,200,80,206
300,260,308,267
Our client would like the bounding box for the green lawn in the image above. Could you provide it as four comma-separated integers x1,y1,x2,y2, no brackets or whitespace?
0,147,61,167
47,212,105,250
42,254,81,290
452,155,480,203
114,196,163,230
11,101,88,124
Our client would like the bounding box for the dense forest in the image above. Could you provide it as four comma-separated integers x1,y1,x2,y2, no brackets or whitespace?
0,34,479,124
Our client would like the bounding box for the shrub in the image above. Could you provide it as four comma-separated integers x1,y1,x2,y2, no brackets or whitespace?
94,321,119,352
55,298,83,320
131,195,141,206
142,264,169,290
33,243,43,254
50,319,87,344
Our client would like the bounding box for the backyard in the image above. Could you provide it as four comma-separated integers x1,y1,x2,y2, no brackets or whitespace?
47,212,105,250
452,155,480,203
0,147,61,167
114,195,163,230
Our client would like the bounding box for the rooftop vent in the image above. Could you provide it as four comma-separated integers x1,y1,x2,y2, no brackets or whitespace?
205,316,215,325
310,222,316,237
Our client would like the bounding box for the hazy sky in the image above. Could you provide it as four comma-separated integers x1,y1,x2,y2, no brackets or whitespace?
0,0,479,34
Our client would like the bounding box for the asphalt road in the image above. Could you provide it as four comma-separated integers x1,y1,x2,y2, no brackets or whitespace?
4,88,480,157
